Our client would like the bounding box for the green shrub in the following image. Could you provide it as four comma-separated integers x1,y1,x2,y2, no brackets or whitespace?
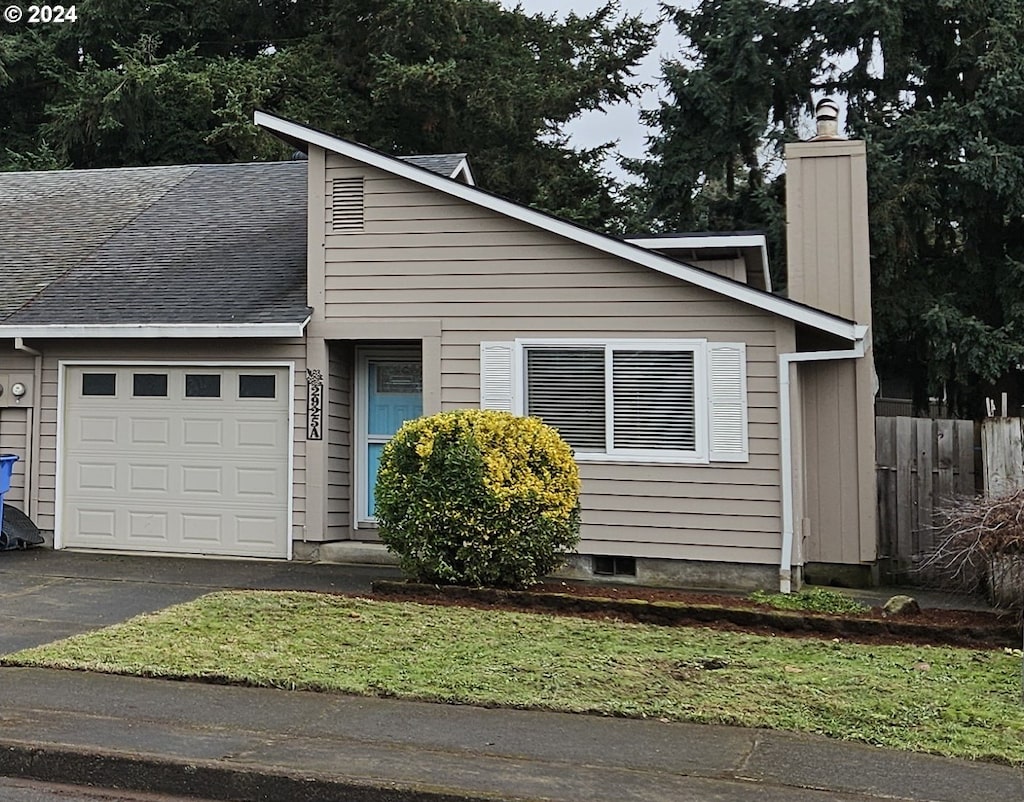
748,587,868,615
375,409,581,589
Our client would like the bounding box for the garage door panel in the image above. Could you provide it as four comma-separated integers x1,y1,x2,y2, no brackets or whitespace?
181,513,223,546
128,511,168,541
75,463,118,492
79,417,118,444
62,365,290,558
74,509,117,541
183,419,225,447
183,466,223,494
129,464,170,493
130,418,171,446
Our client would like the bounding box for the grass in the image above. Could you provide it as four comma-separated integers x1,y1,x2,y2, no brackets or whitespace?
4,590,1023,764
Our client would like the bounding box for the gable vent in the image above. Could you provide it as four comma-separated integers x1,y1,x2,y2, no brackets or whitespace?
331,177,365,233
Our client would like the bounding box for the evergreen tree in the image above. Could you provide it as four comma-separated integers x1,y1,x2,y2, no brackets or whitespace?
636,0,1024,415
0,0,655,231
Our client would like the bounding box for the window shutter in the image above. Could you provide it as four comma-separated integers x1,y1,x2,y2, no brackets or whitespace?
612,350,696,450
707,343,748,462
331,177,364,233
479,342,516,411
526,348,606,450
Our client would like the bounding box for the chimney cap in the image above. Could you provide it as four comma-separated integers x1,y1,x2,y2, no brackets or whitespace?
810,96,844,141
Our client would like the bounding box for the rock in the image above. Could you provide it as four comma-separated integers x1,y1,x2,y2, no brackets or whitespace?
882,595,921,617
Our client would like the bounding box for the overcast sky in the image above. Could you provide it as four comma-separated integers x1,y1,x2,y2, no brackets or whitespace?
505,1,685,177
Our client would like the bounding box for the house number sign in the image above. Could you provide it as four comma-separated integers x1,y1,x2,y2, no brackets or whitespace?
307,369,324,441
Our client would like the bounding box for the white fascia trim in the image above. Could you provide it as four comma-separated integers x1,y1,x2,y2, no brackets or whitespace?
777,332,868,593
626,234,767,251
254,111,857,342
0,320,310,339
452,158,475,185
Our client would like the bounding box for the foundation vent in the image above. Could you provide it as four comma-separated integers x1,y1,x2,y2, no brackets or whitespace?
331,177,365,233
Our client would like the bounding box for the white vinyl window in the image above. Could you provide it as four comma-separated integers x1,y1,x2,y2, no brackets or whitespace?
480,339,748,464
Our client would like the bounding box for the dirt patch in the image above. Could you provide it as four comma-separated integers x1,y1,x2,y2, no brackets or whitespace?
371,580,1021,650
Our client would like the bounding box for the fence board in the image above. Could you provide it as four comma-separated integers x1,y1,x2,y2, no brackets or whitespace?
955,420,976,496
915,418,934,556
876,416,978,583
934,419,955,505
894,416,915,572
981,418,1024,496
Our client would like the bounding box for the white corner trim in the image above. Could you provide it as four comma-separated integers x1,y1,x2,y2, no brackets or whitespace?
254,111,859,342
0,320,310,339
777,334,868,593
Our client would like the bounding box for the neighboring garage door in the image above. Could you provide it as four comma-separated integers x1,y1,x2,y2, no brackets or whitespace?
61,365,291,558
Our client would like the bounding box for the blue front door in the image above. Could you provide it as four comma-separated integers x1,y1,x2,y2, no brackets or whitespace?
365,357,422,517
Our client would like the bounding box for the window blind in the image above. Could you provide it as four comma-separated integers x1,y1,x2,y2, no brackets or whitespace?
526,348,605,449
612,350,696,450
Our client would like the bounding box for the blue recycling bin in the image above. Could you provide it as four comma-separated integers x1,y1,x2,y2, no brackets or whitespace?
0,454,19,534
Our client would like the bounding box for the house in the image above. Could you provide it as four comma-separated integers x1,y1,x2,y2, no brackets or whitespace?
0,106,876,591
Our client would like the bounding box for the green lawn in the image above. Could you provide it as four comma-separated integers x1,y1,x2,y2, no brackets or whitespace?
4,590,1023,764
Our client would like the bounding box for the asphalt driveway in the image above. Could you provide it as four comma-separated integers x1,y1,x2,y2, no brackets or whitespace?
0,548,401,653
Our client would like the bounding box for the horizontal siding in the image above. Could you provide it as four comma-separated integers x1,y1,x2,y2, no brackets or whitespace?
320,153,792,565
1,349,37,512
327,342,352,538
31,339,307,545
0,407,28,507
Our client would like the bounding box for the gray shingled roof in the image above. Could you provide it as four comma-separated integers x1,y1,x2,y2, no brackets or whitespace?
0,165,198,318
400,154,468,178
1,154,469,327
0,162,309,326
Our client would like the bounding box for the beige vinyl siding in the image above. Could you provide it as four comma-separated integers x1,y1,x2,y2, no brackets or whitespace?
785,139,876,566
30,339,306,542
687,257,746,284
319,153,790,565
327,342,352,536
1,349,38,512
0,407,28,507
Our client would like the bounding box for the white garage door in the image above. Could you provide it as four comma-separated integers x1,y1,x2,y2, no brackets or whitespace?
61,365,291,558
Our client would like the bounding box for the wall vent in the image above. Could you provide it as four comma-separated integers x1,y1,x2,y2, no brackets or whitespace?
331,177,365,233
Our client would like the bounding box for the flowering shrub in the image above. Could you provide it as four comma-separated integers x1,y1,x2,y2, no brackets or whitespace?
375,409,581,589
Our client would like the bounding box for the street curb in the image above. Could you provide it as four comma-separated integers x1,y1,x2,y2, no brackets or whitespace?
0,741,505,802
371,581,1021,648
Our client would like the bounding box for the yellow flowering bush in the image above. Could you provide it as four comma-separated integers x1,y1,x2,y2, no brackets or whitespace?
375,409,581,589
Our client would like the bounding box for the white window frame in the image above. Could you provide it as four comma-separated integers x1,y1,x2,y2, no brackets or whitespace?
515,338,710,465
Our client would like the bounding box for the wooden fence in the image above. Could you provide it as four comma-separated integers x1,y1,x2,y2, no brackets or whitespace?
875,416,978,582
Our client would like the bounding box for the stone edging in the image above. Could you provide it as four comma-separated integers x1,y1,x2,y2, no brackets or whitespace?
371,581,1020,648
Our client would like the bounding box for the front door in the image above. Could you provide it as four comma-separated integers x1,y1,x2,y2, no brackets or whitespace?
359,352,422,521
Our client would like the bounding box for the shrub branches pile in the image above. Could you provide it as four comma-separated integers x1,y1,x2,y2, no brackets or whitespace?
925,489,1024,616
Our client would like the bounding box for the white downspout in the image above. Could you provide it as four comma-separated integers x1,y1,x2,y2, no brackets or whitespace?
778,327,868,593
13,337,42,521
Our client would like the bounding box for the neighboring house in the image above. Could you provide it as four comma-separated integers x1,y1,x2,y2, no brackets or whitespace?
0,108,876,591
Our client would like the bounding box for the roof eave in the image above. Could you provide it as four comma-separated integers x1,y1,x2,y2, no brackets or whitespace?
0,319,311,340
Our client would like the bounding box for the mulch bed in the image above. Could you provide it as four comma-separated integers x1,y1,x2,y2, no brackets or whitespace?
371,580,1022,650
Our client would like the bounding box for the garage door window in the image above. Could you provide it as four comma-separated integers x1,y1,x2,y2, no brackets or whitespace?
239,374,276,399
82,373,116,396
185,374,221,398
133,373,168,397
